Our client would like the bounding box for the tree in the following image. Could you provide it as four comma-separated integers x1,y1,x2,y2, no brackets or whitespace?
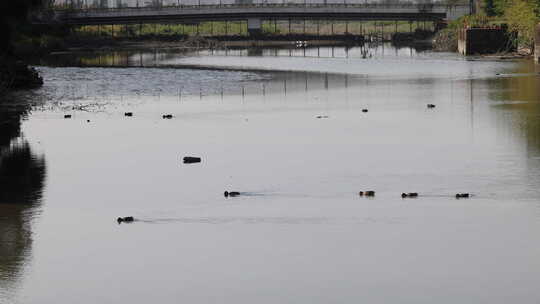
493,0,510,15
0,0,44,53
503,0,539,48
484,0,496,16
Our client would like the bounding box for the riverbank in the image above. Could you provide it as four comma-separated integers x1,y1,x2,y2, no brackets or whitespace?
0,57,44,94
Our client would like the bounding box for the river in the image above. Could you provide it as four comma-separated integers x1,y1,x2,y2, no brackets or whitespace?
1,44,540,304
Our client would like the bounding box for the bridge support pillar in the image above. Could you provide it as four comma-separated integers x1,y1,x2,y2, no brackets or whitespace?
247,18,262,36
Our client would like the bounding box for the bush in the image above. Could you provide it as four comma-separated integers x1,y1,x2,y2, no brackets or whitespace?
433,28,458,51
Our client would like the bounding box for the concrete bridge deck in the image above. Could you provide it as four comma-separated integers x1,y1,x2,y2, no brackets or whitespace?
42,3,470,26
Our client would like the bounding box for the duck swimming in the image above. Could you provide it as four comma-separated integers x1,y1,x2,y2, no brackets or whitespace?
117,216,134,223
224,191,241,197
183,157,201,164
359,191,375,197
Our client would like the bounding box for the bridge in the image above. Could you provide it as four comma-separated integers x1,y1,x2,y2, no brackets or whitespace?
37,1,471,35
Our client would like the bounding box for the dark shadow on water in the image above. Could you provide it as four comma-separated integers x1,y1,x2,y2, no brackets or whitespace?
0,142,46,204
0,99,47,299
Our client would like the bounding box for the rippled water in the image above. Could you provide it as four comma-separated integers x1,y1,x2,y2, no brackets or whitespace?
1,45,540,304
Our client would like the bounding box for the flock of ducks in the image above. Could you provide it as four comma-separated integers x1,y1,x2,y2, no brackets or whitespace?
314,104,433,119
63,104,443,222
363,191,470,199
358,191,470,199
67,103,436,122
118,189,472,223
221,190,471,199
64,112,174,119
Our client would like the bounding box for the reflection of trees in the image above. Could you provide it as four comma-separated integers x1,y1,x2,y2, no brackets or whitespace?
487,62,540,154
0,142,46,205
0,108,25,148
0,103,47,298
42,50,186,67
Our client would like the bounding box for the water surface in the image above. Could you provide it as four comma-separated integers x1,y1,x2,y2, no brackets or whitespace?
1,45,540,304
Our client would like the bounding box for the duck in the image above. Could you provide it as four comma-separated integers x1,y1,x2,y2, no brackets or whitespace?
224,191,241,197
359,191,375,197
117,216,134,223
183,156,201,164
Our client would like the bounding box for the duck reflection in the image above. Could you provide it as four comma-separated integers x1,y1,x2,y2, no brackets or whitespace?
0,104,46,298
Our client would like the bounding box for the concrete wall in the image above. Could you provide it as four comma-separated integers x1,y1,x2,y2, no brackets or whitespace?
458,27,515,55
